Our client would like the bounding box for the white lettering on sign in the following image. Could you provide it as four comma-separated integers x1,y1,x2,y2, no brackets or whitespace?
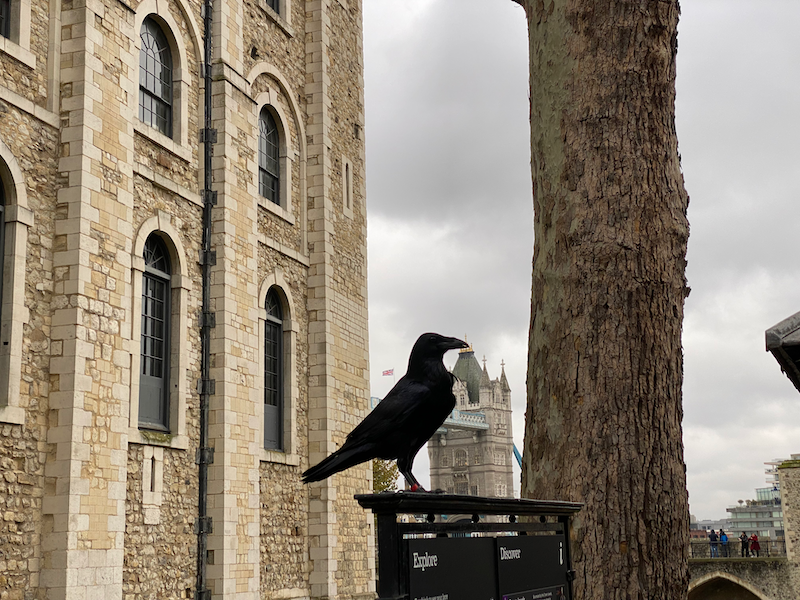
412,551,438,572
499,546,522,560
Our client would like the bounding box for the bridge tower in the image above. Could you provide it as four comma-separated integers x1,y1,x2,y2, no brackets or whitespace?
428,345,515,498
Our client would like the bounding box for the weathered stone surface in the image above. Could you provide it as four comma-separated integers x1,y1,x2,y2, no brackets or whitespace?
1,0,371,596
124,446,198,600
689,558,794,600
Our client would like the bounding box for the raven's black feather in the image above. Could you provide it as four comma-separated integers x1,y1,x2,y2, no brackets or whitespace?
301,333,468,489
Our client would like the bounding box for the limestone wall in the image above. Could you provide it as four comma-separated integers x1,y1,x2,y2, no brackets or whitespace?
123,446,198,599
779,464,800,598
0,0,372,595
0,59,60,600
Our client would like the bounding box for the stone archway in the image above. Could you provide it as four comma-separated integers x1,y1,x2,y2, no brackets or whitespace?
689,572,770,600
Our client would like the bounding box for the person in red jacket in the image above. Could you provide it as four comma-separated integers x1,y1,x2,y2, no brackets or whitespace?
749,533,761,558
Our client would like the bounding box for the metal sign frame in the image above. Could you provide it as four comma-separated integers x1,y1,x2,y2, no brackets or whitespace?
356,492,583,600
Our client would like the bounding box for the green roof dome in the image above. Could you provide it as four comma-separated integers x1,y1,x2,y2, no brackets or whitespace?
451,349,482,404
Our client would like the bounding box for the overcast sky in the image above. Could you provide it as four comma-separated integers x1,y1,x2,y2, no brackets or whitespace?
362,0,800,521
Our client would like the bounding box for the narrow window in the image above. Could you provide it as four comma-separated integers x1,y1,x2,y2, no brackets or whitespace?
258,108,280,205
264,288,283,449
139,235,171,431
149,455,157,492
0,180,5,325
265,0,279,13
345,162,351,210
0,0,10,39
139,18,173,137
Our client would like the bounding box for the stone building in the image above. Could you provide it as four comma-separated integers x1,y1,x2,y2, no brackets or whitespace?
0,0,373,599
428,345,515,499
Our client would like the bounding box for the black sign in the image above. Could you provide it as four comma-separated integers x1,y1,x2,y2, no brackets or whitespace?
406,534,570,600
497,536,569,600
408,537,498,600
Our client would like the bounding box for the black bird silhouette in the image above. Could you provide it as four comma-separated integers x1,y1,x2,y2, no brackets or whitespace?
302,332,469,490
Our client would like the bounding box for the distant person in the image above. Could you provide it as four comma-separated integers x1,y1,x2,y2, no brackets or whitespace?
709,529,719,558
719,529,728,557
740,531,749,557
749,533,761,558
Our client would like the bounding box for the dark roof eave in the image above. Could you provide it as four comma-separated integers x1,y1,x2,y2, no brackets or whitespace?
766,310,800,393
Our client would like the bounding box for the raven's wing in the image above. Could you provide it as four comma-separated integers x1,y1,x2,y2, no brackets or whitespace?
301,380,428,483
341,376,436,456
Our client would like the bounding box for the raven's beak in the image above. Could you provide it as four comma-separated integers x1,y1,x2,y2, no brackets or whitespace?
441,337,469,351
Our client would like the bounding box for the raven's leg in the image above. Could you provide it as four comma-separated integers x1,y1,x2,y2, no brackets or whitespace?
397,457,425,492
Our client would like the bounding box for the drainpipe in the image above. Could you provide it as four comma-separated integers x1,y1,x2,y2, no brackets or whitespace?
196,0,216,595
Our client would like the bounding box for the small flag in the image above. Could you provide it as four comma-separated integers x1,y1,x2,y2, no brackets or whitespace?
382,369,394,376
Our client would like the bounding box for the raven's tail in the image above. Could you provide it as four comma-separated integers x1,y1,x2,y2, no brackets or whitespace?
302,445,376,483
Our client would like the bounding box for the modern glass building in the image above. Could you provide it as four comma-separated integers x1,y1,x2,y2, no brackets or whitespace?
725,458,792,539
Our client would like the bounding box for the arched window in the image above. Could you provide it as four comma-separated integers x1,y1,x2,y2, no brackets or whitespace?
0,152,32,426
440,452,450,468
454,449,467,467
139,17,173,137
139,234,171,430
258,107,280,205
0,178,5,319
264,287,283,449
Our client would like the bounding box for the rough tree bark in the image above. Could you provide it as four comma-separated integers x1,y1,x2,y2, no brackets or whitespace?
516,1,690,598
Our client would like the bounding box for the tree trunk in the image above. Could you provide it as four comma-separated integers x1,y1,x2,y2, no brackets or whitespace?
518,1,690,598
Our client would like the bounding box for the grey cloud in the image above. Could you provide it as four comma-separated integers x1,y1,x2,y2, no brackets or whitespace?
365,0,800,519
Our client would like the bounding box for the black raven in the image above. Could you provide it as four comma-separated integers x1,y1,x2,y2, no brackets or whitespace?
302,333,468,490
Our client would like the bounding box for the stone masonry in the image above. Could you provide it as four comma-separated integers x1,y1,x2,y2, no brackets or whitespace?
0,0,372,597
780,463,800,599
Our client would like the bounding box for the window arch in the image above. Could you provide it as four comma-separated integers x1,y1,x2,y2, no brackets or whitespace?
264,287,284,450
139,17,173,137
0,149,33,426
259,107,281,205
249,74,303,221
258,274,299,463
139,234,171,430
129,217,190,448
454,449,468,467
